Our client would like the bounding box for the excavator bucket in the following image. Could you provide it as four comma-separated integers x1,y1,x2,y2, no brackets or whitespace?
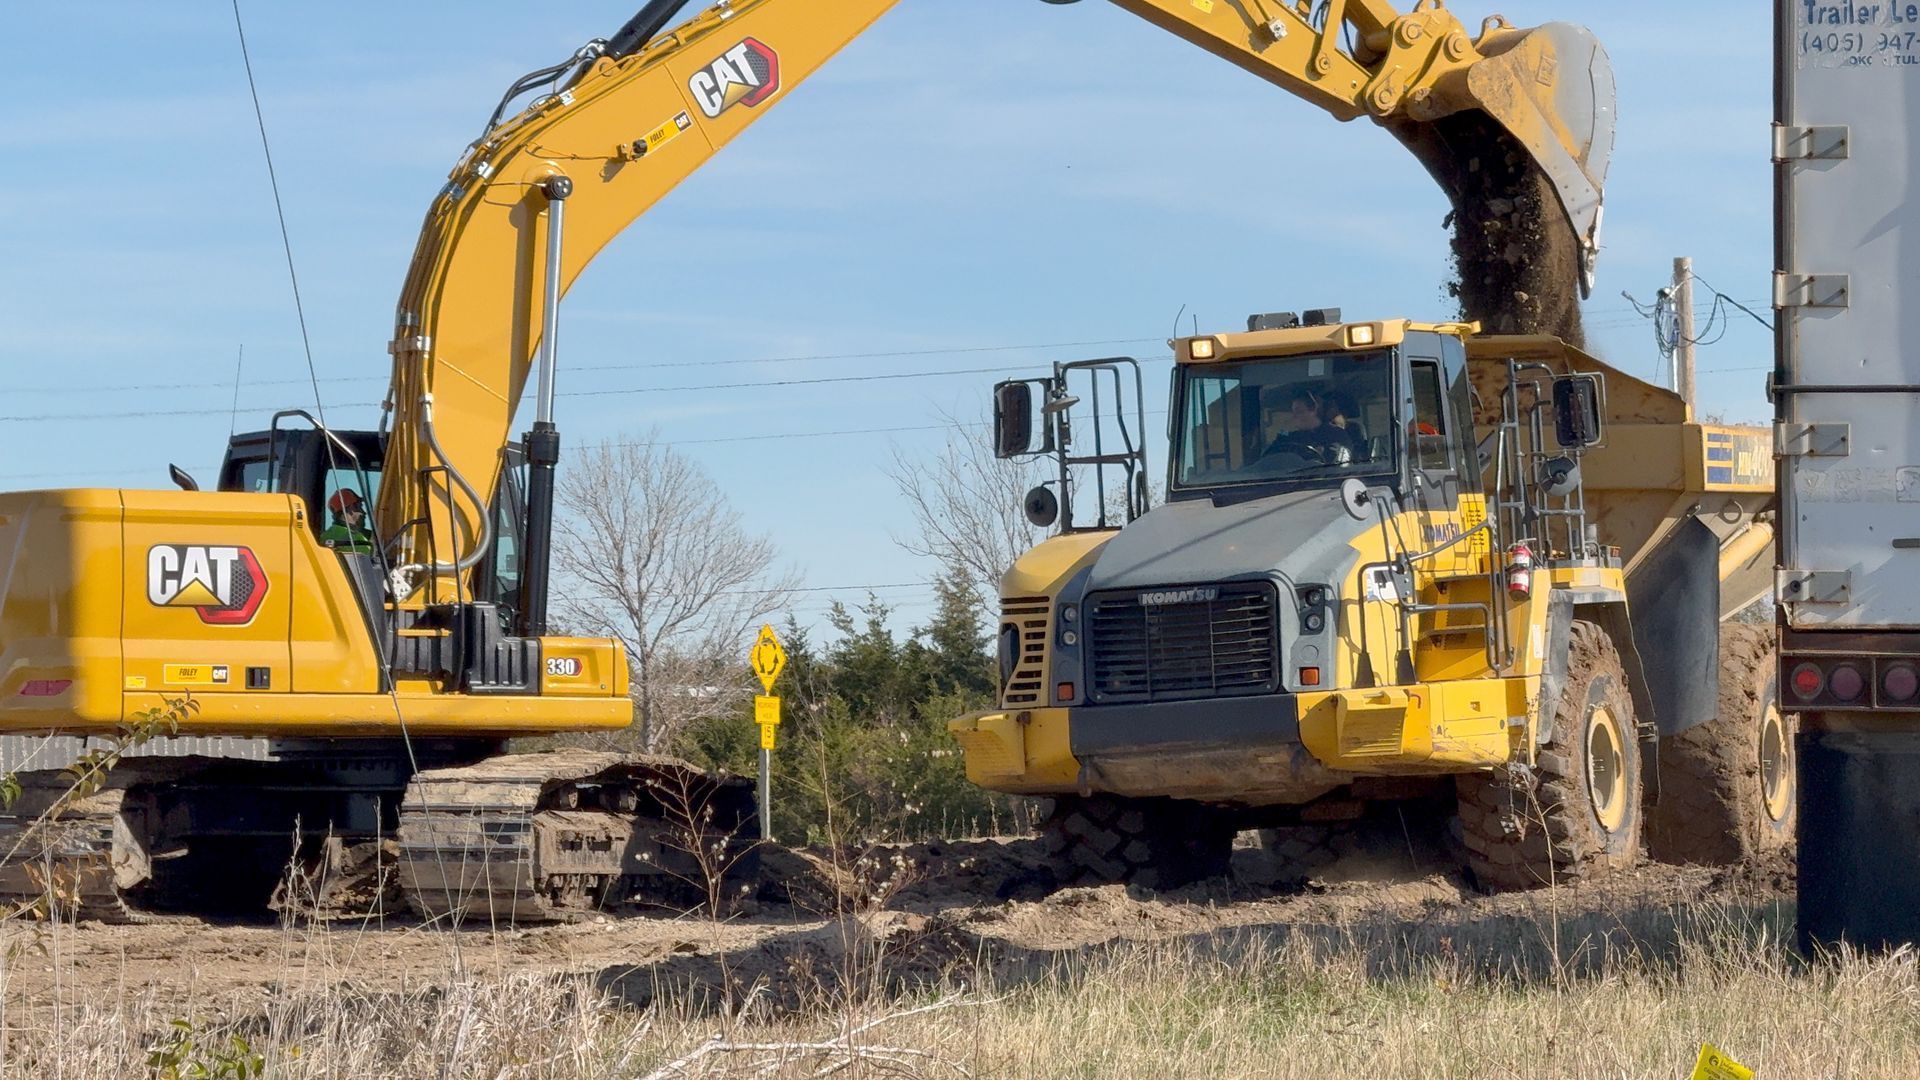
1403,20,1616,299
1465,22,1616,295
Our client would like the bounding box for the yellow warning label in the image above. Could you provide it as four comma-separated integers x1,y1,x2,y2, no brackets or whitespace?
124,675,148,690
639,111,692,156
163,664,230,687
1460,493,1490,556
1690,1044,1754,1080
1191,0,1215,11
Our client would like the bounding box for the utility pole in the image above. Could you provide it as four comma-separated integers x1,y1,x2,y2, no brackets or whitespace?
1672,256,1696,411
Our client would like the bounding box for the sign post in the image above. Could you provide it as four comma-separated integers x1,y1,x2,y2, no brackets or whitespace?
748,623,787,842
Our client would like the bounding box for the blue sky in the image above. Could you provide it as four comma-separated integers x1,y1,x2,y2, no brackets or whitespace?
0,2,1771,632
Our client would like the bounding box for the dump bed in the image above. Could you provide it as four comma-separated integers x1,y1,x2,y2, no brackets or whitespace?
1466,335,1776,618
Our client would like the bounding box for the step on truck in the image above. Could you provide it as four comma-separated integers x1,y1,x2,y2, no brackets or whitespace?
1775,1,1920,949
952,313,1782,890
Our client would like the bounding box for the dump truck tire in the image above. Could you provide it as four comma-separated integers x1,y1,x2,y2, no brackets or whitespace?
1247,821,1368,885
1457,620,1643,890
1647,623,1794,865
1043,795,1231,892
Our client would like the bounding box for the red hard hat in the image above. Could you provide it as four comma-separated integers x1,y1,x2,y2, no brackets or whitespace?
327,489,363,514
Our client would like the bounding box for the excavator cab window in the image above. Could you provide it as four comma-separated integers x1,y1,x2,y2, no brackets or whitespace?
472,447,527,619
218,428,388,548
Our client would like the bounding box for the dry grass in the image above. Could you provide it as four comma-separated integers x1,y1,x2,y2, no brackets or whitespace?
2,893,1919,1078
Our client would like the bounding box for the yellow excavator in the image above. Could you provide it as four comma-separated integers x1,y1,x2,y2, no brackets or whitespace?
0,0,1616,919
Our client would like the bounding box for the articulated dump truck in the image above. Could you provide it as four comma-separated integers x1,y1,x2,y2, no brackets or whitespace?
952,314,1781,890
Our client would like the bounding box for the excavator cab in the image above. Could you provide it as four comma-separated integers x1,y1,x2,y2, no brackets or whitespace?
214,425,528,622
219,427,384,520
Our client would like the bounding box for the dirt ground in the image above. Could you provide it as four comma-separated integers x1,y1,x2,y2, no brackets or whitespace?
0,833,1796,1022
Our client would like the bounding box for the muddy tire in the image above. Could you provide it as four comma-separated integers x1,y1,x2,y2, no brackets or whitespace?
1251,823,1357,885
1648,623,1794,865
1043,795,1231,891
1457,621,1644,890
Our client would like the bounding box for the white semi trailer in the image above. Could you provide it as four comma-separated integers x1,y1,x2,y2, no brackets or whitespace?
1775,2,1920,949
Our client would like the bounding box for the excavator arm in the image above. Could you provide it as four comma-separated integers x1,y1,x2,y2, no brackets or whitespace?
1088,0,1612,283
375,0,1614,609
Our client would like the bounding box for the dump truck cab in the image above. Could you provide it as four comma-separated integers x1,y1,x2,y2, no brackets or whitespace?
965,315,1534,800
954,312,1778,891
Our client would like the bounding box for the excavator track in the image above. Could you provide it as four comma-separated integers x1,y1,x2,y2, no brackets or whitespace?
397,749,757,924
0,748,755,923
0,762,189,922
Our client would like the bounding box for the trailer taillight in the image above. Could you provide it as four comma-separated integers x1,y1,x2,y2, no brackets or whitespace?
1886,663,1920,704
1791,662,1826,702
1831,663,1867,703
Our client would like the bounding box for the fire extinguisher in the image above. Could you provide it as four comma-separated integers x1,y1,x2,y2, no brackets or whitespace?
1505,543,1534,600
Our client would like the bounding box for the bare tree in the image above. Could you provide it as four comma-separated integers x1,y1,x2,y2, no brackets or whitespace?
884,409,1046,600
555,433,798,752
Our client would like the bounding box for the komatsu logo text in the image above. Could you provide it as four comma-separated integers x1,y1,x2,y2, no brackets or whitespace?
687,38,780,119
1139,587,1219,607
147,545,269,626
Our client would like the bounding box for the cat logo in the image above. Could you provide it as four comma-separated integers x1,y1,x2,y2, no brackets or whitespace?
147,545,269,626
687,38,780,119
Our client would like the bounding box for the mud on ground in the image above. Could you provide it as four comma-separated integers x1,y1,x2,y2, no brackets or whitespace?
0,834,1795,1022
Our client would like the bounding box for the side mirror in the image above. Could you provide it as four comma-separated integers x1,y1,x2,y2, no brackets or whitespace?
1023,484,1060,528
1552,374,1604,449
993,381,1040,458
169,464,201,492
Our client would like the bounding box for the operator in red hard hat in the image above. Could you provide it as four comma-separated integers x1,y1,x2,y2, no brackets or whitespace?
321,489,374,554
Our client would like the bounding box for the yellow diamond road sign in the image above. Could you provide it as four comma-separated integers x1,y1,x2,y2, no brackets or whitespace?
751,624,787,693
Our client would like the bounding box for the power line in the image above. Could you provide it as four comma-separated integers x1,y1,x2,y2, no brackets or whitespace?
231,0,327,434
0,353,1179,425
0,363,1036,424
5,386,1177,483
712,582,929,597
0,417,986,483
6,337,1168,397
1690,275,1775,334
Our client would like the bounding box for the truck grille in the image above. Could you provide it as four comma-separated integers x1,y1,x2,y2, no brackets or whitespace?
1086,583,1279,703
1000,597,1051,706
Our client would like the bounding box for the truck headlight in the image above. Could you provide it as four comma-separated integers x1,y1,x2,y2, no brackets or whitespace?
1297,585,1332,635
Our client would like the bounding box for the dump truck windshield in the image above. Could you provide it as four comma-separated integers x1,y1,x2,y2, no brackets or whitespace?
1175,351,1396,490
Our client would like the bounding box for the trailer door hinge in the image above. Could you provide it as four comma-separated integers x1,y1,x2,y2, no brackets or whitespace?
1773,123,1849,162
1775,421,1851,457
1777,569,1852,605
1774,272,1849,310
